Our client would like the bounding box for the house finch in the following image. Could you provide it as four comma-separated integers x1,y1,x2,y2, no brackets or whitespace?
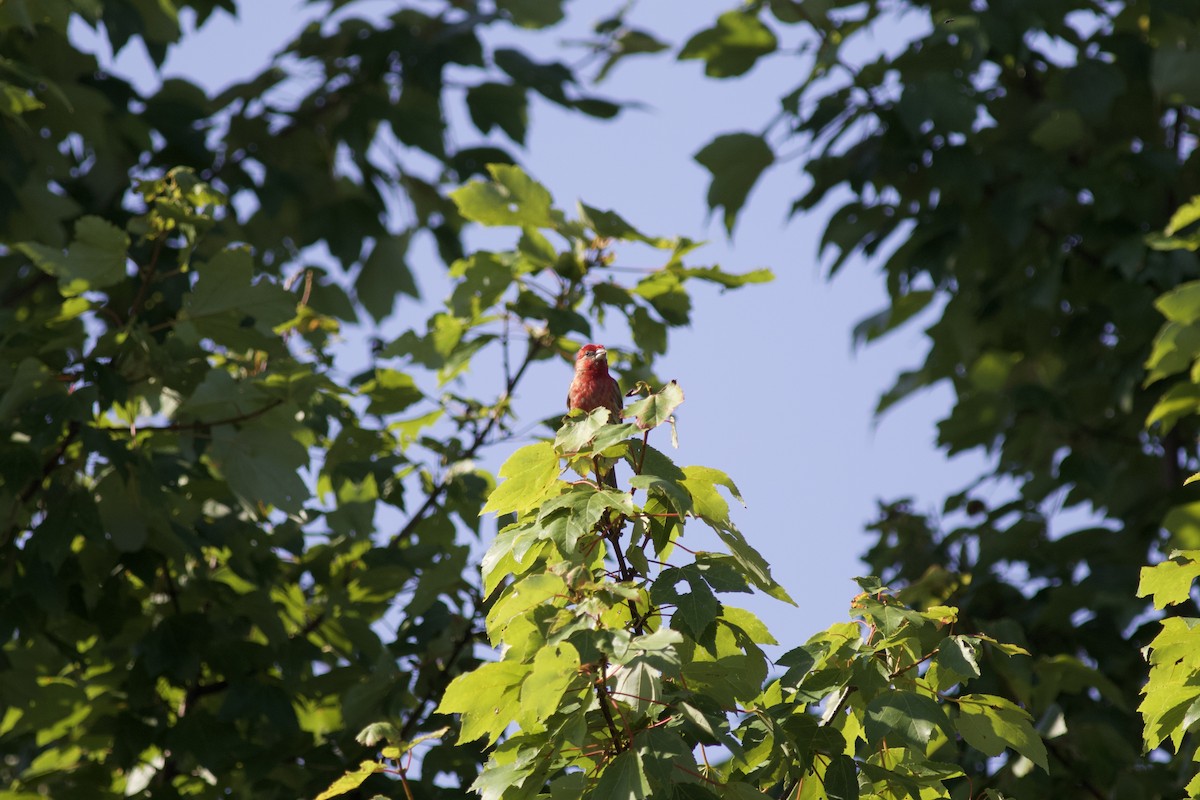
567,343,622,487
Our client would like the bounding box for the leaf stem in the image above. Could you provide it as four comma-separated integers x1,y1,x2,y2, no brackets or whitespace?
889,647,940,680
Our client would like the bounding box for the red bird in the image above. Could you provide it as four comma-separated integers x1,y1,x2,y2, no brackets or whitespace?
567,344,623,422
567,343,623,487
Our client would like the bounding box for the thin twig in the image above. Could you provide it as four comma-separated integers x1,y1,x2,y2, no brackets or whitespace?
387,336,545,548
6,420,81,544
92,399,283,434
399,614,480,740
128,235,166,321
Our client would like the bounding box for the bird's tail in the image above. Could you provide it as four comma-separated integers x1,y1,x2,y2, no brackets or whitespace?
601,465,618,490
593,456,618,490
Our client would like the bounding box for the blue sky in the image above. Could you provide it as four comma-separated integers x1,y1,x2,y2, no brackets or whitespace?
73,0,995,647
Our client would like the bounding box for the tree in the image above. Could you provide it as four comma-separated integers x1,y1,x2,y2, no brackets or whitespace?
0,3,734,798
7,0,1200,798
674,0,1200,795
362,397,1048,800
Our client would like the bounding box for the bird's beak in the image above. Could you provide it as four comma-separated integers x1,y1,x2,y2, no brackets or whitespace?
593,347,607,360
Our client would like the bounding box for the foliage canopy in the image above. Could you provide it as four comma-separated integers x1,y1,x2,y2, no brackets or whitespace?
4,0,1200,799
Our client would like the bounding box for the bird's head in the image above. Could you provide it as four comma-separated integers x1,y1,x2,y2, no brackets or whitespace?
575,343,609,369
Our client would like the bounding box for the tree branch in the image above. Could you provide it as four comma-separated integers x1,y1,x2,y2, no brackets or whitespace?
6,420,81,545
388,336,545,548
92,399,283,434
399,613,482,741
594,660,627,753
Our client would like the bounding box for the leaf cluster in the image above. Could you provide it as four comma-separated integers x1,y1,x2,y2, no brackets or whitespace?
0,72,764,800
1137,551,1200,797
658,0,1200,795
328,409,1051,799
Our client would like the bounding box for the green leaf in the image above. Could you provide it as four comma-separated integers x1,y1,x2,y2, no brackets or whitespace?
537,486,634,551
578,203,670,247
355,721,401,747
974,635,1031,658
629,306,668,357
470,743,547,800
496,0,563,29
180,248,295,347
624,381,684,430
2,82,45,116
863,690,949,750
679,11,778,78
1146,382,1200,434
557,408,637,452
208,418,309,513
957,694,1048,772
1155,281,1200,325
518,642,580,728
518,228,557,268
682,646,767,710
358,234,419,322
18,215,130,295
1143,617,1200,672
711,521,793,604
1033,655,1127,712
681,465,743,522
451,164,556,228
549,772,588,800
853,291,935,347
721,605,777,645
596,28,669,83
1137,552,1200,609
824,754,860,800
613,657,663,717
359,368,423,416
1140,617,1200,752
935,635,982,686
1165,196,1200,237
482,441,561,515
494,48,573,106
673,265,774,289
571,96,621,118
1144,319,1200,385
628,627,684,654
652,566,721,636
466,82,528,144
592,749,651,799
1163,503,1200,549
1029,109,1086,151
0,358,65,421
694,133,774,234
438,660,528,744
314,761,381,800
487,573,567,643
96,471,149,552
723,781,774,799
633,270,691,326
1141,677,1200,754
1152,49,1200,104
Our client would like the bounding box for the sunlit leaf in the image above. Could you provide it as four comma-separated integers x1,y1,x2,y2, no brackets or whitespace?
482,441,562,516
314,761,382,800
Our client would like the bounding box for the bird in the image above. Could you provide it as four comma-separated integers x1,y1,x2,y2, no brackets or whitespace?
567,343,623,488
